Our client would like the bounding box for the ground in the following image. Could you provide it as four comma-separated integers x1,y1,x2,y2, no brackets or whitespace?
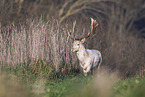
0,65,145,97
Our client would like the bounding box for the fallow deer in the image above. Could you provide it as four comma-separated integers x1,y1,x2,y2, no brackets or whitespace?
68,18,102,76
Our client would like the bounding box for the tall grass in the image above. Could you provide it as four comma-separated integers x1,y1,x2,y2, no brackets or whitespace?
100,2,145,77
0,0,145,77
59,0,145,77
0,18,79,75
0,17,145,77
0,0,145,97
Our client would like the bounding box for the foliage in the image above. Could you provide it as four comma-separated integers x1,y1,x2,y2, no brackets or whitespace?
1,65,145,97
0,0,145,97
0,0,145,78
0,18,78,75
28,59,53,76
113,77,145,97
0,70,35,97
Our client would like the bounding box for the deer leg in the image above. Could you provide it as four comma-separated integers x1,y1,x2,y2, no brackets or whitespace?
83,70,87,76
83,65,91,76
97,61,102,71
91,69,93,75
97,57,102,70
80,63,84,69
97,64,100,70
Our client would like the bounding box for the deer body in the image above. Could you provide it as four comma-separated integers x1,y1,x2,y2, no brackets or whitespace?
72,40,102,76
78,49,102,69
68,18,102,76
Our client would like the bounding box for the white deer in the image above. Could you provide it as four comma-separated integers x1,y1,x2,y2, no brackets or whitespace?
68,18,102,76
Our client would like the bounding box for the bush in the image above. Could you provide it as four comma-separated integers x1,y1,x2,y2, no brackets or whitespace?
28,59,53,76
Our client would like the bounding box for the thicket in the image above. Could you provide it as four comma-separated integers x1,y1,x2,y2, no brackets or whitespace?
0,0,145,77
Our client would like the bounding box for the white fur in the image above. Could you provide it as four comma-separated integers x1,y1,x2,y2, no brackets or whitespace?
72,40,102,76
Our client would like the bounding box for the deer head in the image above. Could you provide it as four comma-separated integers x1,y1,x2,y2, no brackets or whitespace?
68,18,99,52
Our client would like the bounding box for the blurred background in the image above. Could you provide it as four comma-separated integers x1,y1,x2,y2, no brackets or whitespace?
0,0,145,78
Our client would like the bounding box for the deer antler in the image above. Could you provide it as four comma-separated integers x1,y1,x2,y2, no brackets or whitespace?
67,18,98,40
83,18,99,39
67,20,76,40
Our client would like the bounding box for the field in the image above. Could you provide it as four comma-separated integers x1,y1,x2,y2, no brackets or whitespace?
0,64,145,97
0,0,145,97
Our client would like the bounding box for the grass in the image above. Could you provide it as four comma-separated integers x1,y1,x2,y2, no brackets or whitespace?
44,74,92,97
0,64,92,97
0,1,145,97
0,64,145,97
113,77,145,97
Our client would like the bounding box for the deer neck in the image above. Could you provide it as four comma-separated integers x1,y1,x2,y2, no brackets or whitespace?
76,45,89,62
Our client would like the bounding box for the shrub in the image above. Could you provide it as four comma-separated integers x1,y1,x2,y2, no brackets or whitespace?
28,59,53,76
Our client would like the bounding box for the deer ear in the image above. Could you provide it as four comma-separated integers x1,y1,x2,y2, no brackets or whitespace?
81,38,85,43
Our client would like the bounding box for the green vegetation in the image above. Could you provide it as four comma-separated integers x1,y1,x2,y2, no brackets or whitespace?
113,77,145,97
0,64,145,97
0,0,145,97
1,0,145,78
